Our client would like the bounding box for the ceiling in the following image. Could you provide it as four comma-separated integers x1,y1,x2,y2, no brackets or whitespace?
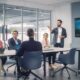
0,4,51,24
0,0,80,6
22,0,80,5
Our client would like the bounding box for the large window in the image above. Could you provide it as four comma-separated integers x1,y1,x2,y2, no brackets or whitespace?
0,4,51,47
0,4,3,41
38,10,51,44
23,8,37,41
5,5,22,41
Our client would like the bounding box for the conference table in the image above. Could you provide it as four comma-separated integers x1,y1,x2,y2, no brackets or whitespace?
0,49,16,57
0,49,16,74
0,48,80,77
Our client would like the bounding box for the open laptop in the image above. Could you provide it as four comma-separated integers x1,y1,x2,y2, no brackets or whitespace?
0,48,5,54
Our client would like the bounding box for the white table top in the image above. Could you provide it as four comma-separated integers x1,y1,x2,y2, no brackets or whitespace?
0,49,16,57
43,47,70,53
0,47,76,57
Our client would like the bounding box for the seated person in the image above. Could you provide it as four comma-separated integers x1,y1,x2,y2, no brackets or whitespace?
17,28,42,77
42,33,50,48
42,33,53,69
0,40,3,48
8,30,21,51
0,39,7,71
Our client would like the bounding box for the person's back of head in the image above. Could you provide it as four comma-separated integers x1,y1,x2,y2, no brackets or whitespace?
27,28,34,38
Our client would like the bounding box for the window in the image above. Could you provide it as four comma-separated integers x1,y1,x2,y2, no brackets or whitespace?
23,8,37,41
5,5,22,41
38,10,51,45
0,4,3,41
0,4,51,47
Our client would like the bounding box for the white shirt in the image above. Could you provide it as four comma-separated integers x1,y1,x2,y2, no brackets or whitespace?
13,38,19,45
57,27,62,43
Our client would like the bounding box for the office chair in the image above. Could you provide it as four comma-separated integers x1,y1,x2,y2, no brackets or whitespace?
6,57,16,74
53,48,77,79
17,51,43,80
6,47,16,75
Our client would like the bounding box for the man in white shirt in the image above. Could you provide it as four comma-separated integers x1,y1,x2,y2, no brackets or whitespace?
51,19,67,47
48,19,67,68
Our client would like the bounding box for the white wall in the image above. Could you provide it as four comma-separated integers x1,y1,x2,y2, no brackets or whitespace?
51,3,72,48
71,2,80,48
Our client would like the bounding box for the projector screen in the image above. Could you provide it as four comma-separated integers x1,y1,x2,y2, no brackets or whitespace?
75,18,80,37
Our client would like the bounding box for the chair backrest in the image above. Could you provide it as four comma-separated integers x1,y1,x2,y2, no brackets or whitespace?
66,48,76,64
0,48,5,54
22,51,42,70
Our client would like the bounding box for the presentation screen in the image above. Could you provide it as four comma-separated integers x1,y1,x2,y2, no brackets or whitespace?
75,18,80,37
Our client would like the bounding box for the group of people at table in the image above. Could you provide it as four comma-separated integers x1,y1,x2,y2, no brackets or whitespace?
0,19,67,77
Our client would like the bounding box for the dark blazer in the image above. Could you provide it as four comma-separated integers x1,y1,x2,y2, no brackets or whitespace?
8,38,21,51
17,38,42,57
51,27,67,47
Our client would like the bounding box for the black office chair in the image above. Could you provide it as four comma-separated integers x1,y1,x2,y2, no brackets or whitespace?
17,51,43,80
53,48,77,79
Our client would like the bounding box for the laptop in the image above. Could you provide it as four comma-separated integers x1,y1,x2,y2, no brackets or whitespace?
0,48,5,54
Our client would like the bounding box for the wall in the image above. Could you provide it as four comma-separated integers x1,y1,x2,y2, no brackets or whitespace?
51,3,72,48
71,2,80,48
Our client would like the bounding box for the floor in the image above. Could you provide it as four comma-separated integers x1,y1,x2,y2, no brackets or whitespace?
0,62,80,80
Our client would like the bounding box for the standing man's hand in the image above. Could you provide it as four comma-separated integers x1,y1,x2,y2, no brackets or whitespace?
48,26,51,31
59,36,65,39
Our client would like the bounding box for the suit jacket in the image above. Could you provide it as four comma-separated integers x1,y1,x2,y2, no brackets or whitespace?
51,27,67,47
17,38,42,57
8,38,21,51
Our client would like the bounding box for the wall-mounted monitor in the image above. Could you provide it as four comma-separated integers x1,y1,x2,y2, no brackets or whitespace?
75,18,80,37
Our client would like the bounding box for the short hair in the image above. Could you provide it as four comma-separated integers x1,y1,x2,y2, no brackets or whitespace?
57,19,62,23
27,28,34,37
13,30,18,34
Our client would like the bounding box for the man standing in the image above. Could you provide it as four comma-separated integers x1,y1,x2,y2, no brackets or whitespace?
48,19,67,68
51,19,67,48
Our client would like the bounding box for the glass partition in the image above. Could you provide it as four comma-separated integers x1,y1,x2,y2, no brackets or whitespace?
38,10,51,46
23,9,37,41
5,5,22,41
0,4,51,47
0,5,3,41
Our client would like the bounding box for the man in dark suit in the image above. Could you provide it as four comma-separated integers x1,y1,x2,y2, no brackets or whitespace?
8,30,21,69
8,30,21,51
48,19,67,68
17,28,42,77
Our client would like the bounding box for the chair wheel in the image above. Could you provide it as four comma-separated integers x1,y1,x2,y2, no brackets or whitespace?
4,73,6,76
14,71,16,75
49,69,54,77
75,73,78,76
52,75,55,77
68,77,71,79
34,78,37,80
17,78,19,80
